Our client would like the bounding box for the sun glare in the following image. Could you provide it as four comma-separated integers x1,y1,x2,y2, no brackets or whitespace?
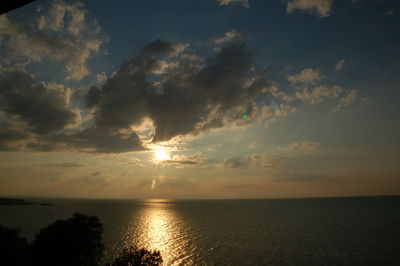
154,148,170,161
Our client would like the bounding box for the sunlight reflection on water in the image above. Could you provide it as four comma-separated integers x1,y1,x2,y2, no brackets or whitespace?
123,200,193,265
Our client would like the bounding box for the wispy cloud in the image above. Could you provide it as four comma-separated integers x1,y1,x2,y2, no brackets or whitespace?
217,0,250,8
295,85,343,105
0,0,104,80
82,172,110,185
335,59,345,71
249,141,264,149
223,153,275,168
207,144,222,151
331,90,358,113
286,68,323,86
278,140,319,153
286,0,334,18
384,9,395,16
215,29,243,44
54,162,84,168
163,152,208,167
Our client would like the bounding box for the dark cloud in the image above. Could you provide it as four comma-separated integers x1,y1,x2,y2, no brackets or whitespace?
0,120,31,150
54,162,84,168
223,153,274,168
223,155,250,168
0,70,76,135
164,160,198,165
32,127,144,154
86,39,272,143
82,172,109,185
0,70,145,153
141,39,175,55
163,152,208,165
85,59,150,129
0,37,274,154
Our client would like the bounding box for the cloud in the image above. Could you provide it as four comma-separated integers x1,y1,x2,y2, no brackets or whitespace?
37,0,87,36
223,155,250,168
331,90,357,113
273,91,294,102
223,153,274,168
0,120,31,150
286,0,334,17
335,59,345,71
272,103,297,117
141,39,175,55
249,153,275,168
295,85,342,105
361,97,373,105
85,38,274,143
215,29,243,44
0,0,104,80
221,149,326,182
217,0,250,8
0,30,293,154
249,140,263,149
54,162,84,167
0,70,77,135
286,67,359,110
96,72,107,83
164,152,208,165
140,39,188,58
286,68,323,86
207,144,222,151
384,9,395,16
82,172,109,185
30,127,144,154
0,85,144,155
279,140,319,152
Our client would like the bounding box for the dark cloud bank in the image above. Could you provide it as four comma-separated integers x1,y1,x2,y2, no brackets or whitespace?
0,38,273,153
0,71,75,135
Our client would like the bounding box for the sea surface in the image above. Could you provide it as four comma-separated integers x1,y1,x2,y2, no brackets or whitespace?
0,196,399,265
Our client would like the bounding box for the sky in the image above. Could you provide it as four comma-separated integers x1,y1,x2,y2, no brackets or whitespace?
0,0,399,199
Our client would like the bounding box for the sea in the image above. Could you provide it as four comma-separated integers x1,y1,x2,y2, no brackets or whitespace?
1,196,399,265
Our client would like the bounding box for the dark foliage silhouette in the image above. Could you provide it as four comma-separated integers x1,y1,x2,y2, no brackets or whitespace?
30,212,104,266
0,212,163,266
107,246,163,266
0,224,30,266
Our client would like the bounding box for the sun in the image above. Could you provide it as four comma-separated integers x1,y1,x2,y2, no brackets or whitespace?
154,148,170,161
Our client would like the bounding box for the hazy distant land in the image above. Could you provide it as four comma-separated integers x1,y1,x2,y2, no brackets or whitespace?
0,198,51,206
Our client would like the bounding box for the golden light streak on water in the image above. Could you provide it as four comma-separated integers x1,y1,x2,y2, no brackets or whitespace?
124,199,193,265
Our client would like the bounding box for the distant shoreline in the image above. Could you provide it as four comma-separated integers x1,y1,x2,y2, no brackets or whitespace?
0,198,52,206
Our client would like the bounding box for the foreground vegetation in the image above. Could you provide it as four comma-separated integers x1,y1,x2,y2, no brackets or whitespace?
0,213,162,266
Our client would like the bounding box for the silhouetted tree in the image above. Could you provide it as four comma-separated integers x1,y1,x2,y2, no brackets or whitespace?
1,213,163,266
0,224,30,266
30,212,104,266
107,246,163,266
